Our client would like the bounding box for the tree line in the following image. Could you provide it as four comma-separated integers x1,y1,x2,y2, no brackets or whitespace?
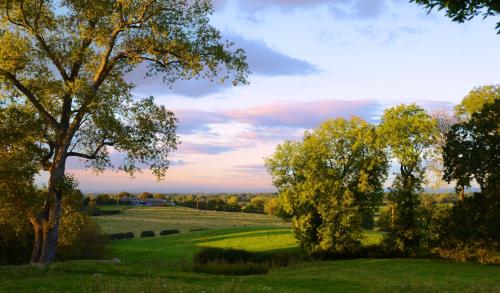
87,192,282,215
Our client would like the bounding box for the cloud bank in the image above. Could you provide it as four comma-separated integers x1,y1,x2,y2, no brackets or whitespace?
125,35,317,98
214,0,387,19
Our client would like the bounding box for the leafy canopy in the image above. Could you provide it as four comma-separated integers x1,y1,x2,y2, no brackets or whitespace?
454,85,499,122
444,98,500,192
0,0,248,178
266,117,388,254
378,104,437,254
411,0,500,33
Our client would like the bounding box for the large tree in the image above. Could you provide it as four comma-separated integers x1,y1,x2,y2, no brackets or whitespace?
379,104,437,254
266,117,388,254
444,98,499,194
411,0,500,33
454,85,499,122
0,0,248,263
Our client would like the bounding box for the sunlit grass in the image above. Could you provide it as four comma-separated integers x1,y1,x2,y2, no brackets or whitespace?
2,207,499,292
94,206,288,236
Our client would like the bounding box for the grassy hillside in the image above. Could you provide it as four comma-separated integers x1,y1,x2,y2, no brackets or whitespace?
1,250,499,292
1,207,499,292
94,206,288,236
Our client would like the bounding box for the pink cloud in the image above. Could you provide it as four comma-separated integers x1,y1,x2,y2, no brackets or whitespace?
174,99,381,135
224,99,381,128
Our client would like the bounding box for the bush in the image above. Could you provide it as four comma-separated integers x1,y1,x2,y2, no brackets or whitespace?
195,247,257,265
57,212,109,260
193,262,269,275
108,233,123,240
160,229,180,236
423,192,500,264
125,232,134,239
194,247,303,268
0,226,33,265
140,230,156,238
432,245,500,264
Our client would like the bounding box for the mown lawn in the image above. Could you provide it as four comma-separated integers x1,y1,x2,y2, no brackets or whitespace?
1,207,499,292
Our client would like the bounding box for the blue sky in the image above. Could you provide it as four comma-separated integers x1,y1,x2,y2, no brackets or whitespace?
61,0,500,193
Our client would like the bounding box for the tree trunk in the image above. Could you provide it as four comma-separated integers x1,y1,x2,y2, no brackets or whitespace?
32,153,67,263
29,215,43,263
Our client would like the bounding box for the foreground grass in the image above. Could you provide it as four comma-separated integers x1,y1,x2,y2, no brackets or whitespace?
1,257,498,292
94,206,288,236
2,208,498,292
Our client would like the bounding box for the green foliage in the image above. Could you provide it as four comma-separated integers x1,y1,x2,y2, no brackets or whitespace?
194,247,260,265
160,229,180,236
138,192,153,199
0,0,248,178
266,117,388,254
379,104,437,255
421,193,500,264
140,230,156,238
411,0,500,33
193,247,305,273
444,98,500,192
0,0,248,262
454,85,500,122
108,232,134,240
0,187,108,264
263,197,284,216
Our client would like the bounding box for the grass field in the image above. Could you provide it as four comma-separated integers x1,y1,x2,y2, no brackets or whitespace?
1,207,499,292
94,206,288,236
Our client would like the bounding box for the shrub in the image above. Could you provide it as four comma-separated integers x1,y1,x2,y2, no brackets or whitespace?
195,247,257,265
57,211,109,260
194,247,304,268
140,230,156,238
0,226,33,265
160,229,180,236
193,262,269,275
432,244,500,264
125,232,134,239
108,233,125,240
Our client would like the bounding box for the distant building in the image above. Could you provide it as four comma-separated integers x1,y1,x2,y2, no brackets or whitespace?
119,196,175,207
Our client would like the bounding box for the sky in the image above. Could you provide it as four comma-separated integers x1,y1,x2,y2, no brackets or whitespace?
54,0,500,193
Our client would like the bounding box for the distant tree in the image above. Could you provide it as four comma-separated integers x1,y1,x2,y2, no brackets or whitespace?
117,191,132,199
429,109,457,193
0,0,248,263
138,192,153,199
411,0,500,33
454,85,499,121
263,197,283,216
379,104,437,255
226,196,239,206
266,117,388,254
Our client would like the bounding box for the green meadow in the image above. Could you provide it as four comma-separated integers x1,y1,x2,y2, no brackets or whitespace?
1,207,499,292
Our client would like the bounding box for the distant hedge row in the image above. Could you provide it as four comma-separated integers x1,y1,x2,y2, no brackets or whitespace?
108,232,134,240
108,229,181,240
160,229,180,236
